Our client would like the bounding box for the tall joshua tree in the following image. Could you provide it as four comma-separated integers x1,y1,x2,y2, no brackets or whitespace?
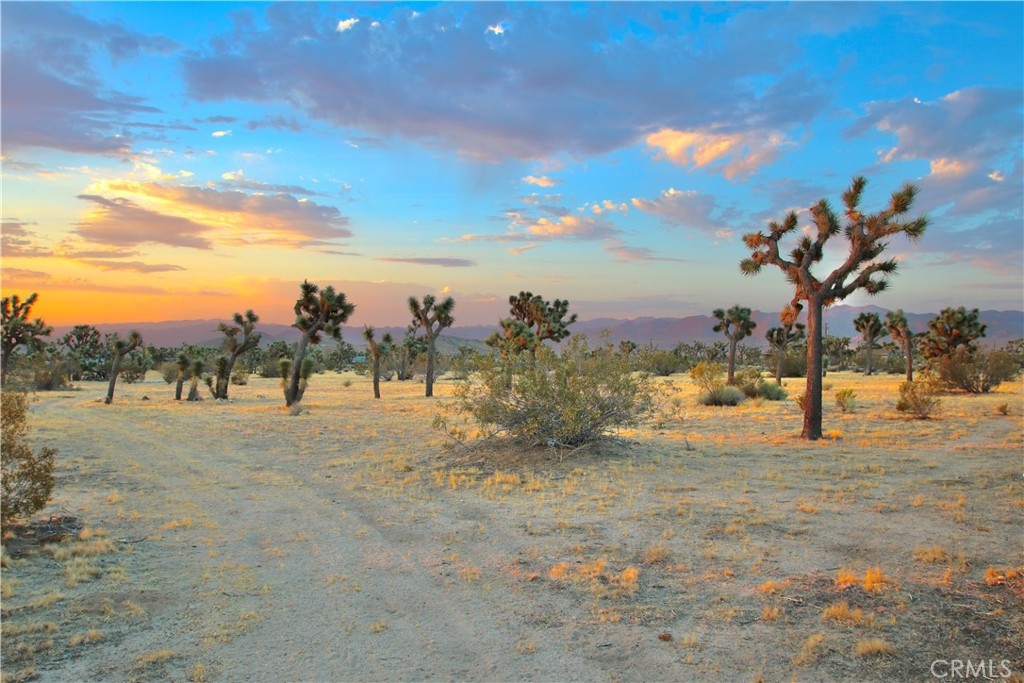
486,291,577,357
741,176,927,440
766,321,806,385
712,305,756,385
409,294,455,397
2,293,52,387
174,352,190,400
853,312,887,375
886,309,919,381
363,326,393,400
104,331,143,405
920,306,986,363
283,281,355,407
212,310,261,399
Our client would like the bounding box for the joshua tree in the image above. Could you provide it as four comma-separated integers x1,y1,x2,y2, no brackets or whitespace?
885,309,919,381
211,310,261,399
486,291,578,357
104,331,143,404
408,294,455,397
2,293,52,387
186,360,205,401
853,312,887,375
741,176,927,440
712,305,757,385
174,352,190,400
284,281,355,407
920,306,986,363
766,321,806,385
363,326,394,399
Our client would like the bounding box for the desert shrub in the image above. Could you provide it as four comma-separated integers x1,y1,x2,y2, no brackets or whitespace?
933,348,1019,393
160,362,179,384
794,393,807,411
637,348,683,376
895,374,942,419
28,351,72,391
733,368,764,397
697,385,746,406
439,335,661,448
689,361,726,394
1,392,56,531
230,368,249,386
835,388,856,412
755,381,787,401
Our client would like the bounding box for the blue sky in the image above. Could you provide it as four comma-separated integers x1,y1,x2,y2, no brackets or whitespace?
2,2,1021,327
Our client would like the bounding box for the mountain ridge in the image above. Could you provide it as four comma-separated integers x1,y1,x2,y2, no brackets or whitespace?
49,305,1022,350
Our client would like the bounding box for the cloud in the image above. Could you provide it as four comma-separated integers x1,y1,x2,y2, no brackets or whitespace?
630,188,724,234
82,180,353,247
194,115,238,124
77,260,187,273
375,257,476,268
646,128,791,179
181,3,833,161
1,3,175,156
524,215,615,240
74,194,215,249
211,130,233,138
245,115,305,132
522,175,558,188
337,18,360,33
1,220,52,258
508,244,538,255
602,239,697,264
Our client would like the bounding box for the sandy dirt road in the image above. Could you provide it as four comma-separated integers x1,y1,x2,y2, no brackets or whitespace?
3,374,1022,682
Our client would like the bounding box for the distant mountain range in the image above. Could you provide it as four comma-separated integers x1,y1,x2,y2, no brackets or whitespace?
50,305,1022,350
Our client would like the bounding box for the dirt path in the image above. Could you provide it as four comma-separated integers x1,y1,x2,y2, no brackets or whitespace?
4,374,1022,682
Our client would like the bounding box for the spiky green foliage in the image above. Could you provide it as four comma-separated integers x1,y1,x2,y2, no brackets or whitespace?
187,359,205,401
212,310,261,399
885,309,920,381
409,294,455,398
766,322,806,385
2,293,52,387
363,326,394,400
485,291,578,357
284,281,355,407
853,312,887,375
740,176,927,440
712,305,757,385
104,331,143,405
59,324,108,380
921,306,987,362
439,335,659,448
1,391,56,531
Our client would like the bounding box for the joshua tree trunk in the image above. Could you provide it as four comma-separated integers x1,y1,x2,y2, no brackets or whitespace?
903,337,914,382
371,354,381,399
803,299,825,441
174,376,185,401
726,339,738,385
285,335,310,407
865,339,875,376
775,349,784,386
423,328,436,397
104,355,124,405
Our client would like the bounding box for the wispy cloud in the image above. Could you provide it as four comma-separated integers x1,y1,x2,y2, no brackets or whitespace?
75,194,215,249
375,256,476,268
522,175,558,188
77,260,187,273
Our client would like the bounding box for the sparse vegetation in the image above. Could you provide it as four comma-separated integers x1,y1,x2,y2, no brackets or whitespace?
1,293,52,388
895,373,942,419
409,294,455,398
1,392,56,531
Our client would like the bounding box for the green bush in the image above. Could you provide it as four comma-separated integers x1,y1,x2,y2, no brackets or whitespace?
697,385,746,406
160,362,179,384
1,392,56,531
934,348,1019,393
755,381,787,401
637,348,683,376
733,368,764,397
689,361,726,394
439,335,661,448
895,374,942,419
835,388,856,412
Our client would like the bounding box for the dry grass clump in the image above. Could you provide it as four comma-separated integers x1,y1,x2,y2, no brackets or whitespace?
913,546,949,563
793,633,825,666
68,629,103,646
854,638,895,657
821,601,869,626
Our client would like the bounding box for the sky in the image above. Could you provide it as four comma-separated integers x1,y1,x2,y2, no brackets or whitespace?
2,2,1022,328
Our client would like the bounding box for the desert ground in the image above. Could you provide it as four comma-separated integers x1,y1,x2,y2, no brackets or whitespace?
2,371,1022,683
